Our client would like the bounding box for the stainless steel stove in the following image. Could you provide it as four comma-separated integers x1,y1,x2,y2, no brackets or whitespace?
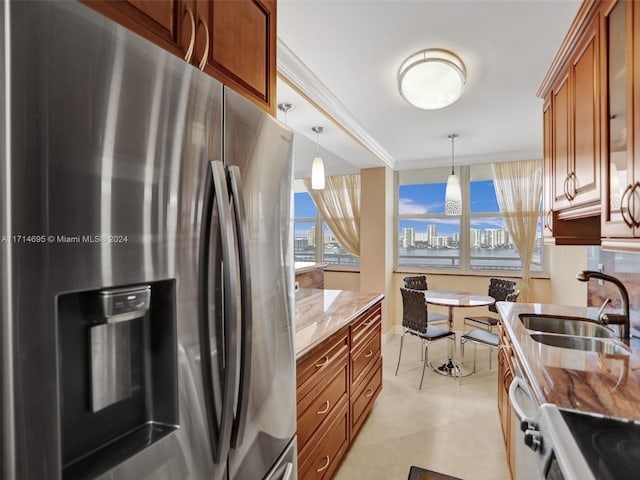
534,404,640,480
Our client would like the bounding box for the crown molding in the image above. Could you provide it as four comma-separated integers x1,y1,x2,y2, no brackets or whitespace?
277,38,396,170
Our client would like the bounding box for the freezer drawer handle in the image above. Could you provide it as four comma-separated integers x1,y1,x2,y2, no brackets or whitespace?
316,456,330,473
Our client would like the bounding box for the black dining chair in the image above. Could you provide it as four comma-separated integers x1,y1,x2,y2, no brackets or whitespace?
463,278,519,332
396,288,457,389
402,275,448,324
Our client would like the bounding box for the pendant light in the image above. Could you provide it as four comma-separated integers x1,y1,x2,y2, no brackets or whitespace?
277,102,294,124
445,134,462,216
311,126,325,190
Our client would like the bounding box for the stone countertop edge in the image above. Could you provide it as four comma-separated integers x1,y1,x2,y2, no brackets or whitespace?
497,301,640,421
294,262,327,274
295,289,385,361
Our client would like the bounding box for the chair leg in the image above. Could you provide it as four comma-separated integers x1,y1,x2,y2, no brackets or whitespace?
419,341,429,389
460,338,465,364
395,331,406,376
489,348,492,370
473,342,477,373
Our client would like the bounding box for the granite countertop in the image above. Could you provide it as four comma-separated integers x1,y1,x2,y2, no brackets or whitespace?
294,262,327,273
295,288,384,360
497,301,640,421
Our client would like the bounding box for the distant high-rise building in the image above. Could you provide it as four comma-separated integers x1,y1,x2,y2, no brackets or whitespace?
470,228,481,249
307,225,316,247
426,224,437,246
294,237,308,249
402,227,415,248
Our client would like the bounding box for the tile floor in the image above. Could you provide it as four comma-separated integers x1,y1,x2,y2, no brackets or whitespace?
334,334,511,480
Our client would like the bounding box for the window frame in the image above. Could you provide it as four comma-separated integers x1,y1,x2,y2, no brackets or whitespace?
293,183,360,271
395,165,548,277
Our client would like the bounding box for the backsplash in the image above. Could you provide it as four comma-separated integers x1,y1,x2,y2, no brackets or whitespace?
587,247,640,336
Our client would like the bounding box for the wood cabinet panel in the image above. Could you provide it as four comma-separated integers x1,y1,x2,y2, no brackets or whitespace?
297,330,349,403
552,72,571,209
350,356,382,441
297,363,349,449
84,0,276,113
571,15,601,206
296,299,383,479
350,327,381,390
82,0,189,59
298,400,350,480
351,303,382,349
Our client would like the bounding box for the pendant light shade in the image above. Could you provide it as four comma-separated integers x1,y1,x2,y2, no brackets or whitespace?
445,134,462,216
311,126,325,190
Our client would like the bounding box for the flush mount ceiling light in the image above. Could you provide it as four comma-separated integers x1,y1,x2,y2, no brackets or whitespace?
398,48,466,110
445,134,462,216
311,126,325,190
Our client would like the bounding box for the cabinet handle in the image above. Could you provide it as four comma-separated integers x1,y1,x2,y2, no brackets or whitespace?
364,349,374,358
316,400,330,415
629,182,640,228
183,4,195,63
570,172,578,200
316,455,330,473
197,15,210,71
621,184,634,228
544,209,553,233
365,388,374,398
314,356,329,368
563,174,570,201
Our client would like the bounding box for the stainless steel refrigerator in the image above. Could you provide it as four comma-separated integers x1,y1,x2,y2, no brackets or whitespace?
0,1,296,479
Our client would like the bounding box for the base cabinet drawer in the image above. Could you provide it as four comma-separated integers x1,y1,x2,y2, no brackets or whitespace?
350,356,382,440
297,363,349,450
299,401,349,480
350,327,381,389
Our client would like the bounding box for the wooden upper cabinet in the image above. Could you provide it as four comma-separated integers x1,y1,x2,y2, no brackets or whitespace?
84,0,276,114
549,12,601,216
542,95,555,242
600,0,639,247
197,0,276,114
551,72,571,210
83,1,191,59
570,15,601,209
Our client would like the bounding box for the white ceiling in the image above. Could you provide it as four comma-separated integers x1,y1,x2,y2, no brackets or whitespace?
276,0,581,179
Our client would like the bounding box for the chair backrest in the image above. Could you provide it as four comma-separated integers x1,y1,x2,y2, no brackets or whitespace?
487,278,517,313
400,288,428,333
403,275,428,290
505,290,520,303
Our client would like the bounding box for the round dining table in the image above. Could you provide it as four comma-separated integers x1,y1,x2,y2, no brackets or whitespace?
423,290,495,377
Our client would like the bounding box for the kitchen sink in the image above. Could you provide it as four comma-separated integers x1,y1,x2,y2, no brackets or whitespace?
519,314,615,338
529,333,630,355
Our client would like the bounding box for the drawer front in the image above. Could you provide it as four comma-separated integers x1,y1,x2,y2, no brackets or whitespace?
350,302,382,350
350,356,382,440
299,401,349,480
297,362,349,450
350,327,381,389
297,330,349,402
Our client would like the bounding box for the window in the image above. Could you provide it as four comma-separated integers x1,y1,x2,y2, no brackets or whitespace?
294,183,359,268
397,164,543,274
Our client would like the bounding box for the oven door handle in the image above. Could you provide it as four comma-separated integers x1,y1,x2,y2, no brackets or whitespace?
509,376,538,432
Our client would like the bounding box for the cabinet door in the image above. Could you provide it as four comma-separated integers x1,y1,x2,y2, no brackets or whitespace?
552,72,571,210
83,0,192,60
543,95,555,242
571,15,601,208
601,0,636,242
197,0,276,113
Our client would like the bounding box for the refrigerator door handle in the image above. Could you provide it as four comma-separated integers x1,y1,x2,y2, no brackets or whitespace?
198,160,239,465
227,165,253,449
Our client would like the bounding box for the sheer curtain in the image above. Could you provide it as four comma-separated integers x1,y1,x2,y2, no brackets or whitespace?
492,159,543,302
303,174,360,257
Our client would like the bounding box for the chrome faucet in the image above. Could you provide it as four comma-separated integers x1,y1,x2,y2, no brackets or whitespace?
576,270,630,340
